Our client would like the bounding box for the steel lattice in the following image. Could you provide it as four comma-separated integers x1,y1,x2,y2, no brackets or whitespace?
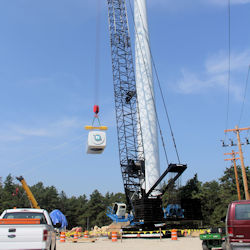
107,0,145,210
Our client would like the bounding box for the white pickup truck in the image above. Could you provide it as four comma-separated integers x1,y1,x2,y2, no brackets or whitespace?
0,208,56,250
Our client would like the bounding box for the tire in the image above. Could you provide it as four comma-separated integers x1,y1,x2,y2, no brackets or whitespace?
222,242,227,250
202,242,211,250
222,241,232,250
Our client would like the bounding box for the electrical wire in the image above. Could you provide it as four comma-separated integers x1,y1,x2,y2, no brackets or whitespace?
225,0,231,140
129,0,180,164
239,65,250,126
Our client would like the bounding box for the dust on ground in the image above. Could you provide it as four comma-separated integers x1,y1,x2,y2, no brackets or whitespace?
57,237,202,250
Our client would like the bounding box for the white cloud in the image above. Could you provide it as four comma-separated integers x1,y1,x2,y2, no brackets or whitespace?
15,128,49,137
175,49,250,100
205,50,250,74
0,117,83,142
0,135,23,142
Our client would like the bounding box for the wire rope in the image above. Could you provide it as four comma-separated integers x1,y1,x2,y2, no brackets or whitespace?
129,0,180,164
94,0,102,105
239,65,250,126
128,0,170,166
225,0,231,140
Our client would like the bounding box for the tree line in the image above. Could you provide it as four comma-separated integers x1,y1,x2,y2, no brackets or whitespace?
0,166,249,229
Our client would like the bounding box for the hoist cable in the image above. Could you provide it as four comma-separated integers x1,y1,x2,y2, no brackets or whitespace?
239,65,250,126
148,34,181,164
129,0,180,164
94,0,102,105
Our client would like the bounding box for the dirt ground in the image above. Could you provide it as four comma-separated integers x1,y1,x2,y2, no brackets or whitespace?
57,237,203,250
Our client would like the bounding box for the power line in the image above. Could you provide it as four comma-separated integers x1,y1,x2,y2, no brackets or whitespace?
239,65,250,126
225,0,231,139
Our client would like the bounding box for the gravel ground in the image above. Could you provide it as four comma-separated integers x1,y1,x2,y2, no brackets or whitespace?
57,237,202,250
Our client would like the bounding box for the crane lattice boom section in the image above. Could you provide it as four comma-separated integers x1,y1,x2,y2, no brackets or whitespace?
107,0,145,207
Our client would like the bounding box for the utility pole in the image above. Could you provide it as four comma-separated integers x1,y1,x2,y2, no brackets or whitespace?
224,126,250,200
224,151,241,200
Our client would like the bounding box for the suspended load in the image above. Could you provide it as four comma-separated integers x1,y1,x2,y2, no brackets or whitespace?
87,130,106,154
85,105,108,154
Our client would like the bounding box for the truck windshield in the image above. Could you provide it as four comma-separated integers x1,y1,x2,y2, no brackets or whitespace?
3,212,47,224
235,204,250,220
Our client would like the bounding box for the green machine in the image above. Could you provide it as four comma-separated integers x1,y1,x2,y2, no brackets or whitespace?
200,228,225,250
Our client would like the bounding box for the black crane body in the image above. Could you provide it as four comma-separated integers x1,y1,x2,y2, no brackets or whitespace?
107,0,187,229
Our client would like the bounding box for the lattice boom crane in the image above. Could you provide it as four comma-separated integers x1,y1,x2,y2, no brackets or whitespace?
107,0,187,227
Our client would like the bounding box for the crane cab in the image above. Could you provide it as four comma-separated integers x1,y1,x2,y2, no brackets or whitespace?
87,130,106,154
112,203,127,218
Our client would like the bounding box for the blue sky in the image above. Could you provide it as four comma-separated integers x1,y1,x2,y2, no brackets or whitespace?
0,0,250,198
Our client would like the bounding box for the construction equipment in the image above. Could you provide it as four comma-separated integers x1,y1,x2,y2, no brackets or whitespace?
106,203,134,223
107,0,186,229
200,228,226,250
16,176,40,209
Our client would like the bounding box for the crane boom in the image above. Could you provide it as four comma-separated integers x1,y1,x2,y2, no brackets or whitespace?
107,0,145,210
16,176,40,209
107,0,187,227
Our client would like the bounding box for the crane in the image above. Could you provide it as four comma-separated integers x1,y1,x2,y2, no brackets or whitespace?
107,0,187,228
16,176,40,209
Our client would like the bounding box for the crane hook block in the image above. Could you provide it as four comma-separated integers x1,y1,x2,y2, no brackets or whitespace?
93,105,99,115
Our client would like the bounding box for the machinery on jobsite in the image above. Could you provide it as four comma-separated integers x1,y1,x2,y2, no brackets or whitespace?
16,176,40,209
84,0,202,231
105,0,202,231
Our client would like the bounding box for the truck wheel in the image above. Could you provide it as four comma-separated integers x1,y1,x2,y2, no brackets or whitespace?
222,241,232,250
222,242,227,250
202,243,211,250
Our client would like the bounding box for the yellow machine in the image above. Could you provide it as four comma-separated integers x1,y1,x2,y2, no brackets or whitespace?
16,176,40,209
